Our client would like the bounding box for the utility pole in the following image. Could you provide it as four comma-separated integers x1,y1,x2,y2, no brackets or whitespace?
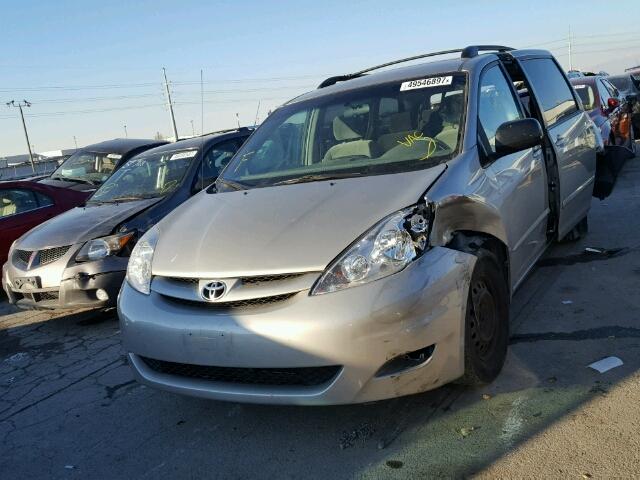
73,135,78,149
123,124,128,138
190,119,195,136
6,100,35,172
568,25,573,71
235,113,241,128
162,67,179,141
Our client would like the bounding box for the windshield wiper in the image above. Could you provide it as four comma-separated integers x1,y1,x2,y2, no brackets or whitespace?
215,178,247,191
51,175,97,186
273,172,364,186
91,194,161,204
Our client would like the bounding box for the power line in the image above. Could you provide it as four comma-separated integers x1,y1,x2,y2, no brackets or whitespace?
0,103,165,120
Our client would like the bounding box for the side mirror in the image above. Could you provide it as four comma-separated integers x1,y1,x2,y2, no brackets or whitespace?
608,97,620,110
494,118,543,157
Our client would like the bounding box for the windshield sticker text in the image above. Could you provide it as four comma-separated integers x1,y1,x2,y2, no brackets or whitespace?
400,76,452,91
397,132,437,160
170,150,198,160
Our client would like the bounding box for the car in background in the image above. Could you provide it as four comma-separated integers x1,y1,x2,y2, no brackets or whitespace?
2,128,251,310
571,76,635,153
41,138,167,193
0,181,88,269
567,70,585,79
608,73,640,135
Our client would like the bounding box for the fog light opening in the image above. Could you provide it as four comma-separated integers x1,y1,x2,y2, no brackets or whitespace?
96,289,109,301
374,344,435,378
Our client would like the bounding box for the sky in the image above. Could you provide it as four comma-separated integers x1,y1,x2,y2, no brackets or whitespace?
1,0,639,157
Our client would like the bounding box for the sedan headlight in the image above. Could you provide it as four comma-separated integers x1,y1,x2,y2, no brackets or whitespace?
126,227,159,295
311,203,432,295
75,232,134,262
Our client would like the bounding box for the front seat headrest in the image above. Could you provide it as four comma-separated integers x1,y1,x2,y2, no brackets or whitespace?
333,115,365,141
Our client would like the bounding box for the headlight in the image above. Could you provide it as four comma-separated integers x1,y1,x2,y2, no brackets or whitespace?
75,232,134,262
126,227,159,295
311,203,432,295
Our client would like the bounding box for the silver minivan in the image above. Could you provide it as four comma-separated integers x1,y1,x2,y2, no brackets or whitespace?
118,46,600,405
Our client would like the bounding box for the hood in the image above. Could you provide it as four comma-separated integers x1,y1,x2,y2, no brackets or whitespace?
38,177,97,193
152,166,445,278
18,198,161,250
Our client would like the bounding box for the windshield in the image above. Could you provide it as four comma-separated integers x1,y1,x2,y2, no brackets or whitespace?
89,149,198,203
51,151,122,185
219,73,466,189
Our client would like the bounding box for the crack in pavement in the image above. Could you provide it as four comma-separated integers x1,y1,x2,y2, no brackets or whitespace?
0,358,124,422
510,325,640,344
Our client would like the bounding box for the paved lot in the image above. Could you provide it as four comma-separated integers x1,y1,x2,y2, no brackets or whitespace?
1,149,640,479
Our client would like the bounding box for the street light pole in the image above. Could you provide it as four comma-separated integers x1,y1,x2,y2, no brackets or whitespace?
6,100,35,172
123,124,128,138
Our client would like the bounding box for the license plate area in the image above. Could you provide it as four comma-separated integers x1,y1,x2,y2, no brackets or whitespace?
13,276,41,290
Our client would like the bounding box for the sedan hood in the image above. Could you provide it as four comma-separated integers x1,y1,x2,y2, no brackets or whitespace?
153,167,445,277
18,198,161,250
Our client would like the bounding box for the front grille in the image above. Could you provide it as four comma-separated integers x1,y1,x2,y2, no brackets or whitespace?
242,273,304,285
141,357,341,387
15,250,32,265
39,246,71,265
14,246,70,268
164,274,305,286
162,292,296,309
168,277,199,284
14,290,59,303
37,291,59,301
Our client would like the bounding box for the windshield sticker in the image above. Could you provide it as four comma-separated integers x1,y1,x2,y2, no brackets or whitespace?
170,150,198,160
397,132,437,160
574,85,587,89
107,153,122,160
400,76,452,91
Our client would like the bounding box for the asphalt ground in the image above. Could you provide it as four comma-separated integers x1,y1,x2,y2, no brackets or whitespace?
1,147,639,479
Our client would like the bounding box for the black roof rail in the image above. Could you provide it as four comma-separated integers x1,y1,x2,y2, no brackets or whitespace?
318,45,514,89
460,45,513,58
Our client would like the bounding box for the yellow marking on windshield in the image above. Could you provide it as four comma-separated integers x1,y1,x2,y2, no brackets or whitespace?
397,132,437,160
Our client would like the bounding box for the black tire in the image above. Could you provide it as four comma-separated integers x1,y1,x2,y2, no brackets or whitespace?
458,249,509,385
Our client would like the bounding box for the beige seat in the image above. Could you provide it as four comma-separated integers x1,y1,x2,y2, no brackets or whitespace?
1,198,16,217
434,94,463,150
323,116,377,162
377,111,415,152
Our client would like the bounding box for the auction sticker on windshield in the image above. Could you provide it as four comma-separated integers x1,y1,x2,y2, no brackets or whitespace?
107,153,123,160
170,150,198,160
400,76,452,91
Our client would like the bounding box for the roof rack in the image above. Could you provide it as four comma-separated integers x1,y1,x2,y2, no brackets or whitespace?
318,45,514,88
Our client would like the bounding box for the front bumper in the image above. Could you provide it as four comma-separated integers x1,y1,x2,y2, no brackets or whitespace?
118,247,476,405
3,254,127,310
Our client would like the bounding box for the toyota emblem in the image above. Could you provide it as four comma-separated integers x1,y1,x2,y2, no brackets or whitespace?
201,281,227,301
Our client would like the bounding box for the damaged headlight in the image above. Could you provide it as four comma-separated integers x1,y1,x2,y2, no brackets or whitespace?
311,203,432,295
75,232,134,262
126,227,159,295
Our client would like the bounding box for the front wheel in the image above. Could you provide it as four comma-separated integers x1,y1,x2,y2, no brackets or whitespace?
458,250,510,385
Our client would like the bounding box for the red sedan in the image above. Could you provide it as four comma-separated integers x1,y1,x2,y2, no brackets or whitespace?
0,181,89,267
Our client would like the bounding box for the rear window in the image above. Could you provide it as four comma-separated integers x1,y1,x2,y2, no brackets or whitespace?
573,84,596,111
521,58,578,126
608,76,631,92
